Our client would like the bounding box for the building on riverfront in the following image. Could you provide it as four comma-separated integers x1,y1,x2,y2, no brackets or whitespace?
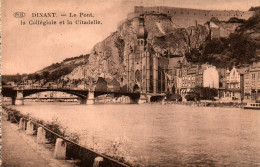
221,66,242,101
243,62,260,102
175,60,219,96
203,65,219,89
218,62,260,102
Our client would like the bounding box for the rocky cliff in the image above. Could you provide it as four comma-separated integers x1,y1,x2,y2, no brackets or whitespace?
4,8,258,86
21,10,258,85
64,14,211,84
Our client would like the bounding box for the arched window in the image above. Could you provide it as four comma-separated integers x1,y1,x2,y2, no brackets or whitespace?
135,70,141,82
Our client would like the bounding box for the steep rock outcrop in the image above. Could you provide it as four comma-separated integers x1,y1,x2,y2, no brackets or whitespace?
66,14,211,83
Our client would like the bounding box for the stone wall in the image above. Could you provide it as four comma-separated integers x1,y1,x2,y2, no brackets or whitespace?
128,6,254,28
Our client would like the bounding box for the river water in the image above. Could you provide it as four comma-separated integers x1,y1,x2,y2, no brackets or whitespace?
11,102,260,167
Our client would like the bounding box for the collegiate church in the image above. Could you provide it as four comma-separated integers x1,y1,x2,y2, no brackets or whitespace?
126,14,184,94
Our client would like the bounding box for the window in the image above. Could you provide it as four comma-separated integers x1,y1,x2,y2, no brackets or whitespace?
252,74,255,79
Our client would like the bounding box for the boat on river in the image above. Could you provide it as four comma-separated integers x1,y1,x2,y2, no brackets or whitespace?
244,102,260,110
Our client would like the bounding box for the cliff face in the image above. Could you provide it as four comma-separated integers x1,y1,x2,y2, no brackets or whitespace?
64,11,259,83
65,14,211,83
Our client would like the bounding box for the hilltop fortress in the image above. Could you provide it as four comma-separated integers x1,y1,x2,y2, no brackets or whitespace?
127,6,254,28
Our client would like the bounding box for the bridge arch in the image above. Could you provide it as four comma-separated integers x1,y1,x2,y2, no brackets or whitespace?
23,89,88,98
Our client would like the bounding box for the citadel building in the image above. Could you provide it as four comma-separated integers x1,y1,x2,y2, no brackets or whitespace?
128,6,254,28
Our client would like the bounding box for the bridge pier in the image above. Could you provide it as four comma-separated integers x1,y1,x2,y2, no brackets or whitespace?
14,90,24,105
146,95,151,103
11,97,16,105
79,98,87,104
138,94,147,104
87,91,95,105
79,91,95,105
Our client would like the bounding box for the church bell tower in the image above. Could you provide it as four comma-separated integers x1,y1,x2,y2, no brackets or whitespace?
137,14,148,52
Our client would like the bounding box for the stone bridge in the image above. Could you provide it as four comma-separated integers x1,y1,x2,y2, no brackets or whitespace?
2,86,165,105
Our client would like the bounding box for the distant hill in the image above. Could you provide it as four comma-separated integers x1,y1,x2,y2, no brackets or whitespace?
2,54,89,85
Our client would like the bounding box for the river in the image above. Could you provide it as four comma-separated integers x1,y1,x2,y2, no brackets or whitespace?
10,102,260,166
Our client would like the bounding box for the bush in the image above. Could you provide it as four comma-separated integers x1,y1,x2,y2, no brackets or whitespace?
47,66,74,81
185,94,199,101
167,94,182,101
194,86,218,100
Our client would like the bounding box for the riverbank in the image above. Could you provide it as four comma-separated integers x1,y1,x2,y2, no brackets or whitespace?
163,100,247,108
1,114,76,167
2,106,132,167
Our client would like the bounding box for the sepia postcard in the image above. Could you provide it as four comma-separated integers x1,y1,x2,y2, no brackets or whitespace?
1,0,260,166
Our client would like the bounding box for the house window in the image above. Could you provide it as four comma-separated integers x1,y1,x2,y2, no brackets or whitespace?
252,74,255,79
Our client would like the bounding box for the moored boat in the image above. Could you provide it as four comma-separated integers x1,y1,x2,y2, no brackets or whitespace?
244,103,260,110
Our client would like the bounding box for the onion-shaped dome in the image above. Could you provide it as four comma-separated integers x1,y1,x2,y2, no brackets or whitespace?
137,15,148,39
137,26,148,39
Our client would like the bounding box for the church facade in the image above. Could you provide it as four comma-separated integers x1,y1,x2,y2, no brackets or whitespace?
126,14,180,95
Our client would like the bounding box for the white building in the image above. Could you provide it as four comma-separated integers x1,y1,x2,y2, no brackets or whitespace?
226,66,240,89
203,65,219,89
222,66,242,101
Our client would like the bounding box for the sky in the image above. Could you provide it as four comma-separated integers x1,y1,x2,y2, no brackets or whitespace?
2,0,260,75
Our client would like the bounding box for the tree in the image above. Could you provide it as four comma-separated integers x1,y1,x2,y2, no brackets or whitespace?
249,6,260,11
168,94,182,101
185,94,199,101
48,67,73,81
35,74,41,80
43,71,50,79
194,86,218,100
